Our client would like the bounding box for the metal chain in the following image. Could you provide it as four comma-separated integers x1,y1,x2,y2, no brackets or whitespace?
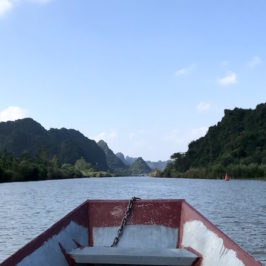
111,196,140,247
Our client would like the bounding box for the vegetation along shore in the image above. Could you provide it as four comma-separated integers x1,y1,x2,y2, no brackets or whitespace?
0,118,155,182
1,103,266,182
161,103,266,180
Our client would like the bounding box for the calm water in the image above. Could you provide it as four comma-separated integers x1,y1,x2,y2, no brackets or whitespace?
0,176,265,264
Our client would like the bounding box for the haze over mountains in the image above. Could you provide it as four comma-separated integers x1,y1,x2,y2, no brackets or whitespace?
116,152,169,171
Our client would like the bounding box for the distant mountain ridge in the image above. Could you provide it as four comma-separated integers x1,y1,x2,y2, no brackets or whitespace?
0,118,155,176
98,141,154,175
97,140,129,175
116,152,168,171
0,118,108,170
115,152,128,165
146,160,169,171
129,157,151,175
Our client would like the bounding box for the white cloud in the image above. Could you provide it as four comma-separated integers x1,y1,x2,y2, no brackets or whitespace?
175,64,195,76
218,72,237,86
163,127,208,152
94,130,118,142
0,0,13,17
0,0,50,17
0,106,28,122
248,56,262,68
196,102,211,113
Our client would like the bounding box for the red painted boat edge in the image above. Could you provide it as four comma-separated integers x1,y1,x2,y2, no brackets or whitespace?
1,200,89,266
1,199,183,265
87,199,182,228
1,199,262,266
179,200,262,266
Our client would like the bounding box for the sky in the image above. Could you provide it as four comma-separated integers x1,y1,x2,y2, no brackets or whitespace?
0,0,265,161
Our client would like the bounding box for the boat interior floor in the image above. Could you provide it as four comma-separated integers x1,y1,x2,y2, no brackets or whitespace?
68,247,198,266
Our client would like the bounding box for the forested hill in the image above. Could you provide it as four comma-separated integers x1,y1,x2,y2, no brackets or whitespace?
116,152,169,171
0,118,154,182
97,140,129,175
130,157,151,175
0,118,108,170
163,103,266,179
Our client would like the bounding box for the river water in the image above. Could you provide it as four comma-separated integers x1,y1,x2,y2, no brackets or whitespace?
0,176,265,264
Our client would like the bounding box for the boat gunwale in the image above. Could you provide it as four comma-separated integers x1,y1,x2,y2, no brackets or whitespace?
1,199,185,265
179,200,262,265
1,199,90,266
1,199,262,266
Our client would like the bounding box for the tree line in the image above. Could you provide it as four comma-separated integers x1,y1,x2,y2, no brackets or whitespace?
0,151,111,183
162,104,266,179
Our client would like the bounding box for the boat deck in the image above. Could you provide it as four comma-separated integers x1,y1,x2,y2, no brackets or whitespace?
68,247,198,266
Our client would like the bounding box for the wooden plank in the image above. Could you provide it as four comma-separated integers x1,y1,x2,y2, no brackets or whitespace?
68,247,198,265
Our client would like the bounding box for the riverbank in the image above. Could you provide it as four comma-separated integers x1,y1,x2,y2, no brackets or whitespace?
158,164,266,180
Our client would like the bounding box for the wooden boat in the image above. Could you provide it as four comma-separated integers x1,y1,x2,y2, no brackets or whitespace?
2,198,261,266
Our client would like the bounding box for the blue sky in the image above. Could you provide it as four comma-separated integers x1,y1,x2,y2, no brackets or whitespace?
0,0,265,161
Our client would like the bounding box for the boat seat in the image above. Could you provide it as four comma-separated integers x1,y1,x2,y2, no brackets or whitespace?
68,246,198,266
